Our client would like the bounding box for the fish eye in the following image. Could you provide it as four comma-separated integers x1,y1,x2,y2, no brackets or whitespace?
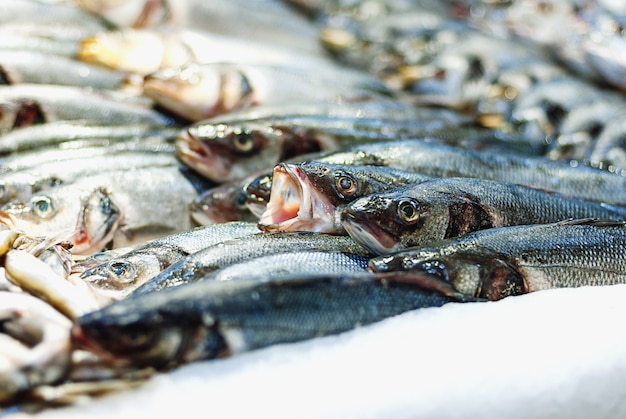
108,261,134,283
31,196,55,218
397,199,421,224
118,326,156,350
231,131,256,154
335,172,358,197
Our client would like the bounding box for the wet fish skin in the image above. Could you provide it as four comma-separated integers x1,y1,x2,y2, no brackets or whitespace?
369,219,626,301
130,231,372,296
79,222,261,300
0,84,175,133
190,181,259,225
341,176,626,255
200,250,370,282
0,50,132,90
72,271,456,369
258,161,432,234
298,139,626,206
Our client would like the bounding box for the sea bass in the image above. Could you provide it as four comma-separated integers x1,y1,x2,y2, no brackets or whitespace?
78,222,261,300
0,166,199,255
72,271,458,369
258,162,432,234
368,219,626,301
341,177,626,254
130,231,372,296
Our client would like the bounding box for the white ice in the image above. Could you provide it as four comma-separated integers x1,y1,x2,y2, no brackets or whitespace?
17,284,626,419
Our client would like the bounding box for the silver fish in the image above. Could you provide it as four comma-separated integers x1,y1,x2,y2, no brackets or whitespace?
72,271,456,369
130,231,372,296
78,221,261,300
368,219,626,301
341,176,626,255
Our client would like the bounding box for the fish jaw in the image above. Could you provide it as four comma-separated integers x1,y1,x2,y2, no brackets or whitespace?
340,206,402,255
72,188,122,255
258,163,337,233
175,128,231,182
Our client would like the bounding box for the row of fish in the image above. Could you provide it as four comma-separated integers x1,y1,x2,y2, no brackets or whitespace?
3,0,626,412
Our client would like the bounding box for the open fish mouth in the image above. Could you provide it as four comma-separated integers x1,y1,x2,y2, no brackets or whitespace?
258,163,335,233
340,208,401,255
175,129,230,182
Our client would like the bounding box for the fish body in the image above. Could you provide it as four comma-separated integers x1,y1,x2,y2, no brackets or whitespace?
0,50,132,90
341,176,626,255
130,231,372,296
304,140,626,205
0,84,174,133
73,271,455,369
79,222,261,300
369,219,626,300
200,250,370,282
143,62,393,121
259,162,432,234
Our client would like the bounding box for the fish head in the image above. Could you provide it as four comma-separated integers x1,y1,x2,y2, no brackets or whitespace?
176,121,282,182
71,300,226,369
258,162,346,233
143,63,257,121
0,188,122,255
243,171,273,218
79,252,162,300
190,183,255,225
369,248,527,301
341,192,444,255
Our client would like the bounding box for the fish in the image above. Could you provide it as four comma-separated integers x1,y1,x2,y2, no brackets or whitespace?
78,221,261,300
0,121,179,156
0,0,110,30
341,176,626,255
143,62,393,121
177,106,540,183
258,162,432,234
130,231,372,296
0,50,133,90
0,84,175,133
0,290,73,403
190,180,260,225
199,250,370,282
0,166,199,255
72,271,458,369
78,28,335,76
368,219,626,301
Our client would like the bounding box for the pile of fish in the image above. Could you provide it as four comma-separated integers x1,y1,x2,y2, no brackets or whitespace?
2,0,626,413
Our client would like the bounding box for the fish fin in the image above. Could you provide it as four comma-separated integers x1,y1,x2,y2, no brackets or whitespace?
445,196,493,238
556,218,626,227
374,272,482,302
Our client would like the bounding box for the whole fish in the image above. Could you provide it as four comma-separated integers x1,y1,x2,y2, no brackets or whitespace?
199,250,370,282
72,271,457,369
258,162,432,234
178,109,539,183
143,62,393,121
0,121,178,156
368,219,626,301
130,231,372,296
0,166,199,255
0,84,175,133
78,28,335,76
0,149,180,205
341,177,626,255
79,221,261,300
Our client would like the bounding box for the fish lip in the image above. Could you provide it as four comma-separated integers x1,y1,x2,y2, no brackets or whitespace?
258,163,335,233
340,208,400,255
175,129,229,182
